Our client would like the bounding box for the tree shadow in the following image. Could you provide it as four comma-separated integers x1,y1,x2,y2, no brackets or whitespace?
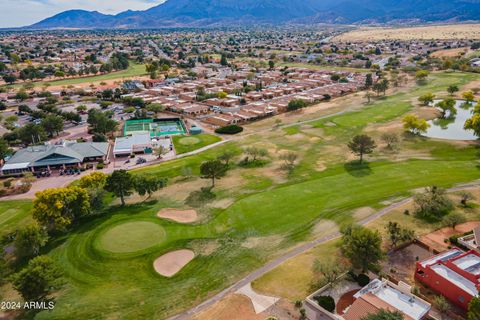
344,161,372,177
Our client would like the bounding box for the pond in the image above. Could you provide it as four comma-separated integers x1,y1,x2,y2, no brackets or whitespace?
424,99,478,141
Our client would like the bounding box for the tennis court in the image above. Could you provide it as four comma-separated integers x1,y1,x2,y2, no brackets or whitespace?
124,119,186,137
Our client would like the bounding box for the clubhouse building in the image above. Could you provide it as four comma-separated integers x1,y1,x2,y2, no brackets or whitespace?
1,141,109,176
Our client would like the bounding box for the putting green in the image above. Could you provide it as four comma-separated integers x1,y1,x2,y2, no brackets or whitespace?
178,137,201,145
97,221,165,253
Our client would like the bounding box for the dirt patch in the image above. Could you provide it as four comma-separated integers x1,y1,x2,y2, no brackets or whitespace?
353,207,376,221
315,160,327,172
420,221,480,252
208,198,235,209
192,293,262,320
153,249,195,277
190,239,220,256
242,235,283,249
313,220,339,237
416,107,440,120
334,24,480,42
157,208,198,223
431,47,470,58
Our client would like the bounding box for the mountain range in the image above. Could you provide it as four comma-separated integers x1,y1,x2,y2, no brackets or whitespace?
28,0,480,29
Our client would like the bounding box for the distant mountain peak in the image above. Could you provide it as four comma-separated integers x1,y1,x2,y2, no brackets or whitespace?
27,0,480,29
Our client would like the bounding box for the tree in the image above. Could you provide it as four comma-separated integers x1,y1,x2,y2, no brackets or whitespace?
104,170,134,206
0,138,12,162
146,103,164,116
385,221,414,249
443,213,466,230
244,147,269,162
15,90,29,102
435,98,457,118
87,109,118,135
365,73,373,88
447,85,459,96
341,225,383,272
2,74,17,84
348,135,376,164
459,191,474,207
418,93,435,106
313,258,348,286
381,132,399,150
364,91,374,104
415,70,429,82
414,186,453,219
463,91,475,104
42,114,64,136
32,187,91,231
432,295,450,317
11,255,62,301
78,172,107,190
362,310,404,320
468,297,480,320
220,54,228,66
287,99,307,111
402,114,430,135
134,174,167,199
18,123,48,145
279,152,298,174
217,150,236,166
76,105,88,113
200,160,228,188
268,60,275,70
14,223,49,260
465,113,480,137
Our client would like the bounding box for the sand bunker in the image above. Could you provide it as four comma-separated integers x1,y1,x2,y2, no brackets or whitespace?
153,249,195,277
157,208,198,223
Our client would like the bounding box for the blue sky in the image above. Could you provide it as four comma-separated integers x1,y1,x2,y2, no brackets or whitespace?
0,0,164,28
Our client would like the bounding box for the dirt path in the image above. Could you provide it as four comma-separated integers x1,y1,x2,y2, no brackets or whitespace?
168,182,480,320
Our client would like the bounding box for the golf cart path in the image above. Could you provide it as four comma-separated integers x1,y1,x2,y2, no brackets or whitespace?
168,182,480,320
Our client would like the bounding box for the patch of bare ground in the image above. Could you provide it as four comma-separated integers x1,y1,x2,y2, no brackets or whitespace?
315,160,327,172
352,207,376,221
161,178,206,202
254,165,288,185
189,239,220,256
334,25,480,42
420,221,480,252
153,249,195,277
157,208,198,223
416,106,441,120
242,235,283,249
192,293,263,320
208,198,235,209
462,80,480,92
430,47,470,58
312,220,339,237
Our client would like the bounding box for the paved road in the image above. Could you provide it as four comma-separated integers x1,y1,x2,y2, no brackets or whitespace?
168,182,480,320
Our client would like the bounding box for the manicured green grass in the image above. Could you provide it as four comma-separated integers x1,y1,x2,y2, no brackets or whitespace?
172,134,222,154
6,62,146,89
95,221,166,254
4,71,480,319
0,200,33,237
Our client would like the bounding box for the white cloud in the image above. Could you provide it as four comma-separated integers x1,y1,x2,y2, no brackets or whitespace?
0,0,165,28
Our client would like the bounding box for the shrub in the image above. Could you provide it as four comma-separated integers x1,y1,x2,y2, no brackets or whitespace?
313,295,335,312
185,187,216,207
215,125,243,135
357,273,370,286
3,180,12,188
96,163,105,170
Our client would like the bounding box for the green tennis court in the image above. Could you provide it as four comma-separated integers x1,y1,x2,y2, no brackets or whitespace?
124,119,186,137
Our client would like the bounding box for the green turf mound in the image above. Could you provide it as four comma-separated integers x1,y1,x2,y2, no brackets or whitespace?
97,221,165,253
178,137,201,145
